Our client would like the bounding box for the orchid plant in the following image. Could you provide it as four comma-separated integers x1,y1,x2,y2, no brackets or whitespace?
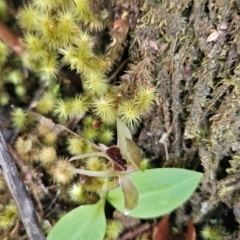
69,117,142,214
47,119,203,240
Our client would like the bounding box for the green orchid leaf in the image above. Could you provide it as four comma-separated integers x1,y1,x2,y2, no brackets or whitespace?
47,200,106,240
118,174,138,215
107,168,203,219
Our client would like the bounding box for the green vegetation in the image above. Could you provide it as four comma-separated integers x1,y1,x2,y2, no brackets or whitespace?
47,119,202,240
0,0,211,239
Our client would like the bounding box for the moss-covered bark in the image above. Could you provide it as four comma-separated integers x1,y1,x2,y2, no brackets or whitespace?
132,0,240,237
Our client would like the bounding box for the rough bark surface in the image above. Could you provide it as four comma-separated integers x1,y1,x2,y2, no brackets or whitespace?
130,0,240,237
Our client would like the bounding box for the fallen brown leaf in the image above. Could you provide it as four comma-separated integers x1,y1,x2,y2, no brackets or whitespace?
152,215,196,240
0,21,23,55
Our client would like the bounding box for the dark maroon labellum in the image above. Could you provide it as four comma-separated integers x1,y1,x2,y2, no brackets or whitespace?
106,146,127,171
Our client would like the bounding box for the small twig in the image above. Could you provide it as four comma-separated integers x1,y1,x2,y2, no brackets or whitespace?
32,112,102,151
10,220,19,237
30,180,44,217
44,189,61,218
159,113,179,162
0,21,23,55
159,132,169,161
0,126,45,240
108,59,128,83
120,222,151,240
27,87,47,110
66,114,86,131
8,144,52,198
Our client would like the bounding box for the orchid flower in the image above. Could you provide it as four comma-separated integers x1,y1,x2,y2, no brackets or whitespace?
69,118,142,214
